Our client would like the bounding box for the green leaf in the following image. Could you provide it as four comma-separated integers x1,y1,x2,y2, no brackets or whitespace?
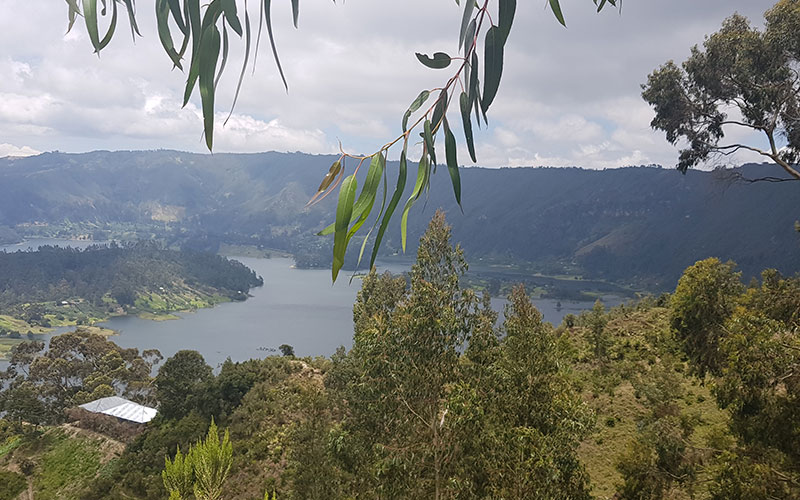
198,24,221,150
402,90,430,132
167,0,187,34
291,0,300,28
400,156,429,252
120,0,141,38
549,0,566,27
221,0,243,37
463,18,477,56
347,153,385,242
357,153,389,271
370,143,408,268
333,174,357,282
459,0,475,51
182,0,203,106
215,19,230,88
97,0,118,51
443,118,462,209
264,0,289,91
498,0,516,44
459,92,477,163
482,26,504,113
468,51,478,105
66,0,81,33
225,5,252,124
431,90,448,133
415,52,452,69
157,0,184,69
423,119,436,166
82,0,101,52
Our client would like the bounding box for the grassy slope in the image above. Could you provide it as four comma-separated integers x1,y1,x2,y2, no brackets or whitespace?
572,305,730,499
0,426,123,500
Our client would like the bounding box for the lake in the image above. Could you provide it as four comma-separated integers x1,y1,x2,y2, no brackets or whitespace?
1,240,623,369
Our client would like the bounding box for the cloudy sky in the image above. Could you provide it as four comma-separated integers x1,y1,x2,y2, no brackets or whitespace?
0,1,774,168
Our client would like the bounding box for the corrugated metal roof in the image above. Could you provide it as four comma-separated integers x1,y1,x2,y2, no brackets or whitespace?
79,396,157,424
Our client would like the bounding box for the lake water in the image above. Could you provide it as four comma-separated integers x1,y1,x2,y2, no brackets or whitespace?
1,240,623,369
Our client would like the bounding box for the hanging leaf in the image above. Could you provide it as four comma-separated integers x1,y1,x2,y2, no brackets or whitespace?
498,0,516,44
226,3,252,124
332,174,358,282
221,0,243,36
463,18,477,55
402,90,431,132
415,52,452,69
370,143,408,268
459,92,477,163
198,24,222,150
156,0,184,69
431,90,448,133
443,118,462,209
167,0,187,34
400,156,430,252
347,154,385,241
263,0,289,91
459,0,475,50
291,0,300,28
549,0,567,27
82,0,102,52
481,26,504,113
423,119,436,166
308,159,342,208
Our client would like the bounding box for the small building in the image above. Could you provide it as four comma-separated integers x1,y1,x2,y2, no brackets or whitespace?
79,396,157,424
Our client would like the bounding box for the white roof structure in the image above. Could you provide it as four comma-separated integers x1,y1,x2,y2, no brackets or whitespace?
79,396,157,424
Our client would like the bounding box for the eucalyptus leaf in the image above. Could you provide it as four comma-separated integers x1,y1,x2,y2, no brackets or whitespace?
415,52,452,69
370,144,408,268
332,174,357,282
198,24,221,150
549,0,567,27
402,90,430,132
443,118,462,209
459,0,475,51
481,26,504,113
459,92,477,163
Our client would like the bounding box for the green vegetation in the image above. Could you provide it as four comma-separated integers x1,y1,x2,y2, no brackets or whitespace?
643,0,800,179
0,470,26,500
1,212,796,498
0,243,262,355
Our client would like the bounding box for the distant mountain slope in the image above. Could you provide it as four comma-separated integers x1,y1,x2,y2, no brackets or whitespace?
1,150,798,289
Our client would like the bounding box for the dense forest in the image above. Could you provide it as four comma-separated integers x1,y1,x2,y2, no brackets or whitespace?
1,151,798,289
0,243,262,336
0,213,797,499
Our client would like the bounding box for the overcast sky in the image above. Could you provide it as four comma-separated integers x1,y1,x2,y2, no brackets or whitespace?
0,1,775,168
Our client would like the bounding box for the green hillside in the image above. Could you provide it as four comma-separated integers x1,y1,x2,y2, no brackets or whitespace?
1,151,798,290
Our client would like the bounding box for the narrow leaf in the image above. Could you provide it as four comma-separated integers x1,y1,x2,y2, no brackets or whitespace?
443,118,462,209
198,24,221,150
157,0,184,69
97,0,118,51
347,154,385,242
225,3,252,124
431,90,448,133
370,143,408,268
459,92,477,163
83,0,101,52
167,0,187,34
332,175,357,282
291,0,300,28
481,26,504,113
222,0,244,36
498,0,516,44
463,18,477,55
402,90,430,132
415,52,452,69
400,157,429,252
264,0,289,91
459,0,475,50
423,119,436,166
549,0,566,27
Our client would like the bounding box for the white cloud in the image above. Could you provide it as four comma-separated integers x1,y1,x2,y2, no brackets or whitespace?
0,0,773,170
0,143,40,157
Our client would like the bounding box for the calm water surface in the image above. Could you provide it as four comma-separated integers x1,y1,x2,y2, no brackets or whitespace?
1,240,622,368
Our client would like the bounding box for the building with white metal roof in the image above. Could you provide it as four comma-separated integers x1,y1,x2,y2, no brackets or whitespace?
78,396,157,424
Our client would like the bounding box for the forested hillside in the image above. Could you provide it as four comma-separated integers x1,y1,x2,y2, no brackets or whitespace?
0,243,263,339
1,214,797,499
1,151,798,289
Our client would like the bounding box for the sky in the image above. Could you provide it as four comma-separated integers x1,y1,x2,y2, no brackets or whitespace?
0,1,776,168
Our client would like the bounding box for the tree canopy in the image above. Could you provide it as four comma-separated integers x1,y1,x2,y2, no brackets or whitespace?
642,0,800,181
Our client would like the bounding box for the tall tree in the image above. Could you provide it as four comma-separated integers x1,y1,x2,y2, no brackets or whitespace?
643,0,800,180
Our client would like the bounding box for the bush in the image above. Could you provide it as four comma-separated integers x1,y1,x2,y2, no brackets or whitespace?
0,470,26,500
65,408,144,443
